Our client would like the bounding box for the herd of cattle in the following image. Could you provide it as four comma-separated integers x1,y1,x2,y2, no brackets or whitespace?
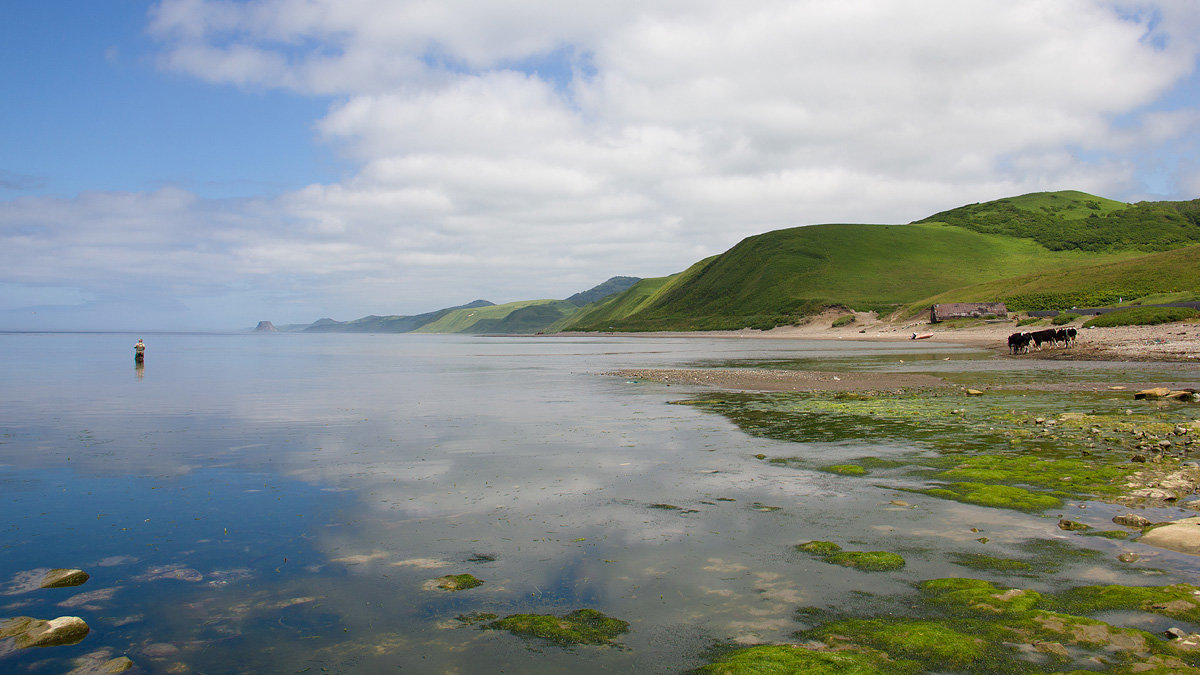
1008,327,1078,354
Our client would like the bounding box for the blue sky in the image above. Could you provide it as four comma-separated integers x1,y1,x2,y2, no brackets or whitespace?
3,0,1200,330
1,2,340,199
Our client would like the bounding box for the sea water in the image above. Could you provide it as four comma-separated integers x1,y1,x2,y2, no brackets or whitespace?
1,332,1198,673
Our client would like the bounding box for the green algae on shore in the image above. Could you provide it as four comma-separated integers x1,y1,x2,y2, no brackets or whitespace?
711,577,1200,674
919,482,1065,511
796,541,906,572
919,577,1043,615
484,608,629,646
812,618,988,669
694,387,1200,518
827,551,906,572
694,643,919,674
819,463,869,476
692,388,1199,464
796,540,842,556
432,574,483,591
1048,583,1200,623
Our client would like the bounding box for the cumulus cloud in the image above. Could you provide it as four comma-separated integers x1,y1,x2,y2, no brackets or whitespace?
4,0,1200,328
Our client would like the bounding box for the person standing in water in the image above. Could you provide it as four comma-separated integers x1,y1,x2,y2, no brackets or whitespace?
134,338,146,363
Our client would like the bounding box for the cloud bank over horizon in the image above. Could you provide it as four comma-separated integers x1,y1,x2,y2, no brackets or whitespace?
4,0,1200,329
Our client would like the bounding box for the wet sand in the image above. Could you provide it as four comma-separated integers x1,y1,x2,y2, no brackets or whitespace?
570,310,1200,362
610,367,950,392
594,311,1200,392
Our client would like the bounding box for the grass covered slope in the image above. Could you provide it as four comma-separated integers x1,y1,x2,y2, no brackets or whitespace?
563,222,1136,331
909,244,1200,313
560,258,715,331
561,190,1200,332
414,299,578,334
916,190,1200,252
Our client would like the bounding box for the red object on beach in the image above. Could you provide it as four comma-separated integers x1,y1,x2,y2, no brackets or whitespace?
911,333,933,340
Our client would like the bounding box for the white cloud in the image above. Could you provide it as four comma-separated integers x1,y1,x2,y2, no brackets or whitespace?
4,0,1200,328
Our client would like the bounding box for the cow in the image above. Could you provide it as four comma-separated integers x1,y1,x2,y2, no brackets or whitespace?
1031,329,1058,350
1008,325,1078,354
1008,332,1032,354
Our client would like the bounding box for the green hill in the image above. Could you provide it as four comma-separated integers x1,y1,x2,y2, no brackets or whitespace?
916,191,1200,252
559,258,715,331
560,191,1200,332
906,244,1200,314
414,299,579,334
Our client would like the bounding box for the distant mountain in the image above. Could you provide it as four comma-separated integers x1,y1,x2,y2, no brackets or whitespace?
565,276,641,306
303,300,495,333
414,278,644,334
270,277,642,334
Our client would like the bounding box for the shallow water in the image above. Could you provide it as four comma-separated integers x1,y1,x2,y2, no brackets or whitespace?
1,333,1199,673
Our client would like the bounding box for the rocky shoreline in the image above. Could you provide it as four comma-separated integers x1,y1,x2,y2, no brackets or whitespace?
647,361,1200,672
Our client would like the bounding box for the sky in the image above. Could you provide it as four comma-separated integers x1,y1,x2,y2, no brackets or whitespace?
3,1,1200,331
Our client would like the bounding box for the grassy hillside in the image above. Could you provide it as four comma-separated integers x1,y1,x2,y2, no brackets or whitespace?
916,191,1200,252
415,299,578,334
559,190,1200,332
906,244,1200,314
562,221,1139,331
559,258,714,330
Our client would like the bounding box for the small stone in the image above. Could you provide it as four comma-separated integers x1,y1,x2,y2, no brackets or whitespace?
1117,552,1140,563
976,537,989,544
67,652,135,674
965,389,984,396
1167,627,1190,640
1131,454,1147,463
39,569,89,589
1057,519,1090,531
889,500,910,507
1135,388,1172,400
1032,640,1070,658
1177,426,1190,436
141,643,180,658
1112,513,1153,528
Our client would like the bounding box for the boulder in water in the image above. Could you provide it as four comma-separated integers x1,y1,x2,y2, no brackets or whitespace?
1,615,90,648
40,568,89,589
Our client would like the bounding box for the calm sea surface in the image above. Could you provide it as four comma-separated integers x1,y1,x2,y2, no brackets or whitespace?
2,332,1199,673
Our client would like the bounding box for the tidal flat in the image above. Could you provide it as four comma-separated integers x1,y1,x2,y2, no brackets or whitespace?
2,332,1200,673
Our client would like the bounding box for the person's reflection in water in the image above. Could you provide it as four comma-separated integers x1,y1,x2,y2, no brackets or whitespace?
135,360,144,380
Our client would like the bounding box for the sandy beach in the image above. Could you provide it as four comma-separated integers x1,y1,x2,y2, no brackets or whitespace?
582,309,1200,360
597,310,1200,393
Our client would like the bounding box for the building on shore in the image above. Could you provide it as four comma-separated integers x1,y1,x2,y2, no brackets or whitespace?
930,302,1008,323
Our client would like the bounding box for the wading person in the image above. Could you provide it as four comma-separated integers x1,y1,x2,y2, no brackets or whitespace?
134,338,146,363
